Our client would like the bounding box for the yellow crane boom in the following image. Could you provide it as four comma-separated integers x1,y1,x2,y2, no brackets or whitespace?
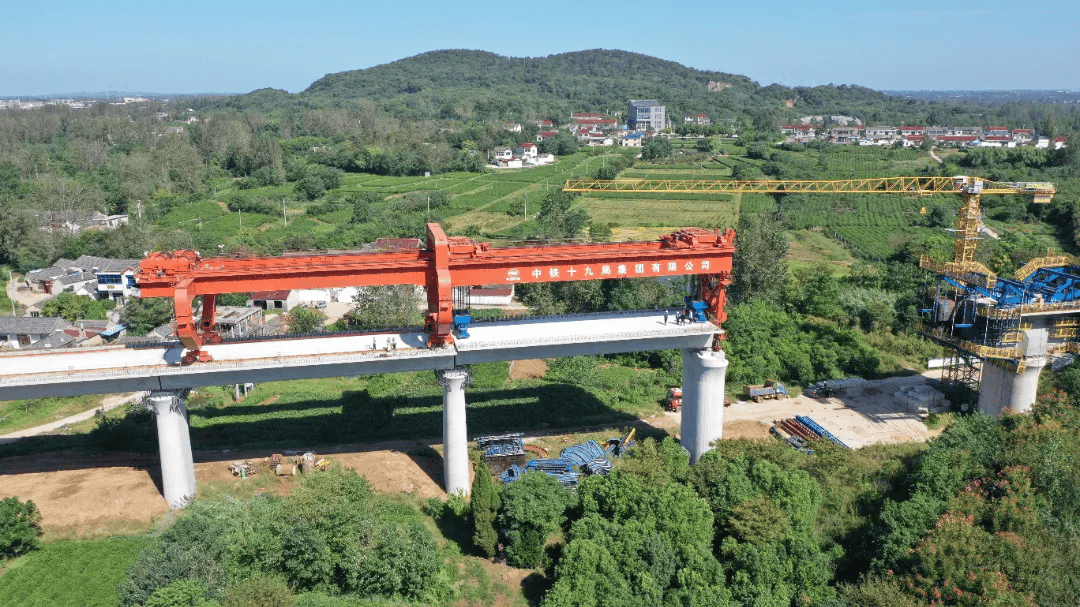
564,176,1056,288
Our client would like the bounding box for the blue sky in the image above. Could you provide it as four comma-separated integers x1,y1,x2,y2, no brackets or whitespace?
3,0,1076,96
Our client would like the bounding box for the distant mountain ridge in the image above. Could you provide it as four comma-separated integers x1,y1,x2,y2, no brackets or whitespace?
196,49,1066,129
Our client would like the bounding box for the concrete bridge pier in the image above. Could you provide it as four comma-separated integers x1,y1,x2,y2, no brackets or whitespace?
146,390,197,508
438,367,471,496
978,328,1047,417
680,347,729,463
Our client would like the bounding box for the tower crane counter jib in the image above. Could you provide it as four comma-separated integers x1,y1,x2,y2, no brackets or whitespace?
136,224,736,363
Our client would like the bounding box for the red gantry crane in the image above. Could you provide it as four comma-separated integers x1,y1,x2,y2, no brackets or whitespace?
136,223,736,363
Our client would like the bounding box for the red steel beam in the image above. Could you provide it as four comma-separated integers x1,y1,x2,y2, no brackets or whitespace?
136,224,736,362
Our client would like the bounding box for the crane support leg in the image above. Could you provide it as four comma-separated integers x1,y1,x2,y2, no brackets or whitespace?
426,224,456,348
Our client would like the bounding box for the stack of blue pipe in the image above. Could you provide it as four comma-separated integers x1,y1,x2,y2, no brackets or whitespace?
526,458,573,473
795,415,851,450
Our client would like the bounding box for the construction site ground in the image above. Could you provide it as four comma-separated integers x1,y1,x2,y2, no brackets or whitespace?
0,371,942,536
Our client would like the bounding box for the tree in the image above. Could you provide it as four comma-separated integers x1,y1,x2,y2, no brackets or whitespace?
0,496,42,558
347,285,421,329
287,306,326,334
535,188,588,239
471,460,500,558
41,292,115,323
641,137,673,160
499,472,574,568
120,297,175,336
730,212,788,303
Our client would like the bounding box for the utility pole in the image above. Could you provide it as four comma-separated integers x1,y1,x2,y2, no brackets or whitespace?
523,193,527,219
238,209,242,230
7,268,15,316
282,198,287,226
136,200,142,221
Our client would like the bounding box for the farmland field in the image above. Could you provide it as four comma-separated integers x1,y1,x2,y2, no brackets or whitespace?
578,195,738,228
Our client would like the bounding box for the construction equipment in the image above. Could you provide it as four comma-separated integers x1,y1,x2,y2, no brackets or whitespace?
743,380,787,402
665,387,682,411
136,224,735,363
565,176,1054,290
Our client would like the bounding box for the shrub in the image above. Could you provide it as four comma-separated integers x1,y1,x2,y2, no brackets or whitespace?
0,496,42,558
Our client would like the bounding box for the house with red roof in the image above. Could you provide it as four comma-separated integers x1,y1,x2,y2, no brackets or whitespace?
935,135,979,147
536,119,553,128
515,142,538,160
1054,136,1068,150
902,135,925,147
250,290,299,312
536,131,559,142
1011,128,1034,143
899,126,925,137
979,136,1016,148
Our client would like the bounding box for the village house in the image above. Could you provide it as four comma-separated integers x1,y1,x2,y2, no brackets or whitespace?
935,135,979,147
0,316,74,349
515,142,538,160
620,132,644,147
780,124,816,141
926,126,953,138
1054,136,1068,150
536,119,553,128
864,126,898,141
536,131,559,142
493,147,513,162
979,136,1016,148
986,126,1010,137
250,290,300,312
1012,128,1034,143
902,135,925,147
213,306,265,339
899,126,926,137
829,127,859,143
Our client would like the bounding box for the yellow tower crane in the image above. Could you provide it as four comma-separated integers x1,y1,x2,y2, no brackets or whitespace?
564,176,1056,286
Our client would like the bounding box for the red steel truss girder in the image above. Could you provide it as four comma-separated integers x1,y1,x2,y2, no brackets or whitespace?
135,224,736,359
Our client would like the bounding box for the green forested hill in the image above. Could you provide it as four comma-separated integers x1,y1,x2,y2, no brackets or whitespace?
193,48,1068,131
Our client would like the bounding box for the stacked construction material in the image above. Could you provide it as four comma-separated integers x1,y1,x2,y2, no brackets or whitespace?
476,432,527,475
795,415,851,449
526,458,573,474
476,432,525,457
561,440,614,476
893,385,946,414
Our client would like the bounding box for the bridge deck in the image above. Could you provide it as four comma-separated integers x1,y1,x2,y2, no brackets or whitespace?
0,311,717,400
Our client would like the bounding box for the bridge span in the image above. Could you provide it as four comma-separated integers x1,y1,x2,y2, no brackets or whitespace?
0,310,729,508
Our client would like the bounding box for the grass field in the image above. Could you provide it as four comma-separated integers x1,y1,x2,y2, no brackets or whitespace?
0,394,106,435
0,537,151,607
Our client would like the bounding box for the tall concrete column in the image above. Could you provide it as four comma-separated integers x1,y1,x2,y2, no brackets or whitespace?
438,367,471,496
978,328,1047,416
146,390,197,508
680,348,728,463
